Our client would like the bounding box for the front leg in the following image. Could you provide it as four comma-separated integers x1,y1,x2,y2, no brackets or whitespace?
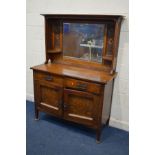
34,103,39,120
96,127,102,143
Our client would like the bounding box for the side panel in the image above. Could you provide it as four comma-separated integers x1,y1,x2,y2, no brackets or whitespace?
102,80,113,124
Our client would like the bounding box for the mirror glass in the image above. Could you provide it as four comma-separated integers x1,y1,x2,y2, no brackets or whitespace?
63,23,105,63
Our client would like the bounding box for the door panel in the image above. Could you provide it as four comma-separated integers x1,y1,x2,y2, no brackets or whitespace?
64,89,100,126
38,80,63,117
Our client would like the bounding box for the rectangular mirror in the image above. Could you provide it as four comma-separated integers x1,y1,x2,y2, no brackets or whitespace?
63,23,105,63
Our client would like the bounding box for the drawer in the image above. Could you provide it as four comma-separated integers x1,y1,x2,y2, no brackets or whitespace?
64,78,102,94
34,71,63,85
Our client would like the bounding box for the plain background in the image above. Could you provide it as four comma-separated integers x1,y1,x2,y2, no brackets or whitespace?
0,0,155,155
26,0,129,131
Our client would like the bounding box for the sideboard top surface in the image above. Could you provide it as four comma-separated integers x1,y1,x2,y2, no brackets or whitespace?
31,63,116,84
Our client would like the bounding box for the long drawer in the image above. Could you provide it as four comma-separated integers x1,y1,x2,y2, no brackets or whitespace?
33,71,63,86
64,78,102,94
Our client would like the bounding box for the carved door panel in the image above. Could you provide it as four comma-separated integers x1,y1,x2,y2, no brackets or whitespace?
38,81,63,117
63,89,100,127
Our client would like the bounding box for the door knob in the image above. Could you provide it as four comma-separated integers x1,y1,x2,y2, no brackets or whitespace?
63,103,68,110
44,75,53,81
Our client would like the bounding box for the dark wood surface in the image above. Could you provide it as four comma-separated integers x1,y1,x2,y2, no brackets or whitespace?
34,71,63,85
32,69,112,142
41,14,124,20
43,14,123,74
64,77,102,94
38,80,63,117
31,14,123,142
63,88,100,127
31,63,117,84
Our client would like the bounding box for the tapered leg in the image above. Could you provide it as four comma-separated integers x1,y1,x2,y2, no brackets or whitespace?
106,118,110,126
35,104,39,120
96,128,101,143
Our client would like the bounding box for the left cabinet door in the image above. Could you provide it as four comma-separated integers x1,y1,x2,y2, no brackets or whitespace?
37,80,63,117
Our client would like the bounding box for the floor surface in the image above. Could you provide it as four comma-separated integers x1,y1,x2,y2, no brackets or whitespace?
26,101,129,155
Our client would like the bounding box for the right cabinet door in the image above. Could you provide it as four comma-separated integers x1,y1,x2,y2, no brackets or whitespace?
63,89,101,127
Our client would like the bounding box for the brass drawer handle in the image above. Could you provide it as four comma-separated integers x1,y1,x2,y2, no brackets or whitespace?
44,75,53,81
76,83,87,90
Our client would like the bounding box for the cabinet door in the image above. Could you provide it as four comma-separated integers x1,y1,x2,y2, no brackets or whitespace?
63,89,100,127
38,80,63,117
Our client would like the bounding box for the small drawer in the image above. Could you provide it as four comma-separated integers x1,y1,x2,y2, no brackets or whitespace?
34,71,63,85
64,78,102,94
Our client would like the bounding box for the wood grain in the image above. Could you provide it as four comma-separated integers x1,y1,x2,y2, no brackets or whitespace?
31,14,123,142
31,63,117,84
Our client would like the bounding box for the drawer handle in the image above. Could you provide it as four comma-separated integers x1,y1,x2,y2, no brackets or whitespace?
76,83,87,90
44,75,53,81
